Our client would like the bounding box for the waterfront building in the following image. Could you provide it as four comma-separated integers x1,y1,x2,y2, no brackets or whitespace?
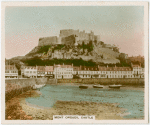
131,62,144,78
18,64,145,79
78,66,99,79
54,64,73,79
5,65,18,79
98,66,108,78
78,66,92,79
45,66,54,78
141,68,145,78
21,66,37,78
104,67,133,78
37,66,46,78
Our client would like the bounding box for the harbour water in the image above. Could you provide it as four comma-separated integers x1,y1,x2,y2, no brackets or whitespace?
26,85,144,119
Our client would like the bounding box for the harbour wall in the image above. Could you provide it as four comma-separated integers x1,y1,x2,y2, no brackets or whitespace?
57,78,144,86
5,78,48,101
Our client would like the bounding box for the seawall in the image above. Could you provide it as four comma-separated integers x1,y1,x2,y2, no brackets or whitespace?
57,78,144,86
5,78,48,101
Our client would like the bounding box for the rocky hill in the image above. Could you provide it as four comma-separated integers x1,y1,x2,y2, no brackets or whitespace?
7,29,133,72
24,40,120,64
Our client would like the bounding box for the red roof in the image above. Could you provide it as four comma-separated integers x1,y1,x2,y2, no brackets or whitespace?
22,66,36,69
45,66,53,72
73,66,80,71
37,66,45,71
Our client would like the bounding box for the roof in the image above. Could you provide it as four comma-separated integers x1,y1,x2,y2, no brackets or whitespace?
45,66,54,71
37,66,45,71
73,66,80,71
54,65,73,68
5,65,18,70
21,66,36,70
98,67,132,71
78,66,98,71
77,66,132,71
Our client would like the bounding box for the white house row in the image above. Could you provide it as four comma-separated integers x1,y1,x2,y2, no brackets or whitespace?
19,64,144,79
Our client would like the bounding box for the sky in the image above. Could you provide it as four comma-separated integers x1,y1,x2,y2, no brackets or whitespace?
5,6,144,59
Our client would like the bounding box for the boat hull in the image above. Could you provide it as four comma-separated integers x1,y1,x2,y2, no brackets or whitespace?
79,86,88,89
93,85,103,88
109,85,122,89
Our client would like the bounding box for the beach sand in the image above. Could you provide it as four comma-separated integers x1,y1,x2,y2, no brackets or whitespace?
21,99,126,120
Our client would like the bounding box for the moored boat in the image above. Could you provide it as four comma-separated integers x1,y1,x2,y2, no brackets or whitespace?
79,85,88,89
109,84,122,89
93,85,103,88
32,84,46,90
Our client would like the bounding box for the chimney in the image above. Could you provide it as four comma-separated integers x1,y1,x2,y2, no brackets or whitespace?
63,63,64,65
107,65,108,68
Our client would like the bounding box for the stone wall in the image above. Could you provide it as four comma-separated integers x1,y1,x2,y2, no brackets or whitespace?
59,29,79,38
38,29,100,46
61,35,75,46
38,36,57,46
5,78,48,101
47,79,57,84
60,29,100,45
57,78,144,86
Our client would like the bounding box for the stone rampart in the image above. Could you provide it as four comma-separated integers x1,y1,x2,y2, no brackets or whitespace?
38,36,57,46
57,78,144,86
61,35,75,46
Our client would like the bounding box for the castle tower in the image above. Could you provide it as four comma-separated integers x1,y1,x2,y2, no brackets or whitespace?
57,37,61,44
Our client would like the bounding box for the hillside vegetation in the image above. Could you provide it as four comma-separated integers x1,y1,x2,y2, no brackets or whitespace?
21,57,97,67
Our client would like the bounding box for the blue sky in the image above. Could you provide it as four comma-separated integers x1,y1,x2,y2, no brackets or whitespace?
5,6,144,58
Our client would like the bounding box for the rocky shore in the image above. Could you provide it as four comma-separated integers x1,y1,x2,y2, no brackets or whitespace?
5,90,40,120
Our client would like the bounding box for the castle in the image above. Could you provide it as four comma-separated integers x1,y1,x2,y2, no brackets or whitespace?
38,29,100,46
